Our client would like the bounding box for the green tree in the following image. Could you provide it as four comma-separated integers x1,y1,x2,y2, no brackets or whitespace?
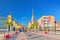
35,22,38,30
30,24,34,30
43,26,48,31
5,21,12,32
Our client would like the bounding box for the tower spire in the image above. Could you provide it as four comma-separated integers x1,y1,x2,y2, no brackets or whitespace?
32,9,34,16
31,9,34,24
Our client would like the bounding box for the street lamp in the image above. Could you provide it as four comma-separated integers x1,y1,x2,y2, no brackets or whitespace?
22,17,27,32
13,19,17,31
55,21,56,34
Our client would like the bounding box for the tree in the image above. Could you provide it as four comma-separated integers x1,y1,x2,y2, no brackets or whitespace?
35,22,38,30
5,22,12,32
5,15,12,32
30,24,34,30
43,26,48,31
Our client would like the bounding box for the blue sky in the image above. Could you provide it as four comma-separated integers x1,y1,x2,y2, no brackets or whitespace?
0,0,60,26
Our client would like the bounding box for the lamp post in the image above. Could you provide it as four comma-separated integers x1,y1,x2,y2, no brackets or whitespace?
22,17,27,32
55,21,56,34
13,20,16,31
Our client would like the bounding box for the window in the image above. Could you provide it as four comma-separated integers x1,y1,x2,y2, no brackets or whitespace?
44,17,48,19
44,20,46,22
43,17,48,20
44,23,46,25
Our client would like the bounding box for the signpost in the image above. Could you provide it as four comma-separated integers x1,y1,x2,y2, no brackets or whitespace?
55,21,56,34
22,17,27,32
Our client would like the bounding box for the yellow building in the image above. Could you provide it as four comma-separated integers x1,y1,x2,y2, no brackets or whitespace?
38,16,55,31
28,22,32,29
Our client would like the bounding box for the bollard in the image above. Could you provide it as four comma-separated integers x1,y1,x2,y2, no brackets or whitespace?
36,31,37,33
35,30,38,33
15,31,18,34
5,33,11,39
45,31,48,34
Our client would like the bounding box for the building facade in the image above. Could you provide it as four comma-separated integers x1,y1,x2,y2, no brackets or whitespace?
38,16,55,31
28,22,32,29
56,21,60,31
0,16,7,31
0,16,7,29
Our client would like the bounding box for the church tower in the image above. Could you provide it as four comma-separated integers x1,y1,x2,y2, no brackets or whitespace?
28,9,35,30
31,9,34,24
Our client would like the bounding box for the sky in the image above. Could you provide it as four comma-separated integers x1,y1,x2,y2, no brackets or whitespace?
0,0,60,26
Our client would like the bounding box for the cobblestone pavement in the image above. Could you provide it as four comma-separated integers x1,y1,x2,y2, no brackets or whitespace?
16,32,29,40
5,34,18,40
5,32,19,40
24,32,60,40
4,31,60,40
